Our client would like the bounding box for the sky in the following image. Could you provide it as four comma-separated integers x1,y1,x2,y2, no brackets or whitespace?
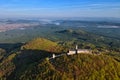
0,0,120,18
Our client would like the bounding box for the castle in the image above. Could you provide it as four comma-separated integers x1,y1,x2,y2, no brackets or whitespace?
67,45,91,55
51,45,92,59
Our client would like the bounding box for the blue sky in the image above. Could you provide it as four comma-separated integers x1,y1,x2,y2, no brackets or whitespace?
0,0,120,18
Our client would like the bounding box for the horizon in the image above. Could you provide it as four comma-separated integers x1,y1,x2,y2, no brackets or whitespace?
0,0,120,18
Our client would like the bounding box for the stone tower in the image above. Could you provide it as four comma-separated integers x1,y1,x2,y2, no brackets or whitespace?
75,45,78,54
52,54,56,59
76,45,78,50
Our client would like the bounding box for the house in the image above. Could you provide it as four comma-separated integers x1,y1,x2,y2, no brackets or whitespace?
67,45,91,55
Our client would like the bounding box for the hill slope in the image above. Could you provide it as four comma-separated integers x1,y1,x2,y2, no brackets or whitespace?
21,38,63,53
18,54,120,80
0,38,63,80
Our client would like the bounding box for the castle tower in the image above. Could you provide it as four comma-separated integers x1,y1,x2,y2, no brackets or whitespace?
52,54,56,59
76,45,78,50
75,45,78,54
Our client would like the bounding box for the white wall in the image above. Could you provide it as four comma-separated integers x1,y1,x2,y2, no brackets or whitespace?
67,51,76,55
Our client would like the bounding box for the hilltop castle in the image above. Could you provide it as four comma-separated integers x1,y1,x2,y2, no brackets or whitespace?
67,45,92,55
51,45,92,59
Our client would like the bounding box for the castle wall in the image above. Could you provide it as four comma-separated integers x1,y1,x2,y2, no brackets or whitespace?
67,51,76,55
77,50,90,54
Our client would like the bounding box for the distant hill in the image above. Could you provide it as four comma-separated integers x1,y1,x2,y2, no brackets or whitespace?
56,29,87,34
56,29,120,51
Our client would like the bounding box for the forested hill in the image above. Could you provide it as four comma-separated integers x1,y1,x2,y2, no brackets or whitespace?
0,38,120,80
19,54,120,80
